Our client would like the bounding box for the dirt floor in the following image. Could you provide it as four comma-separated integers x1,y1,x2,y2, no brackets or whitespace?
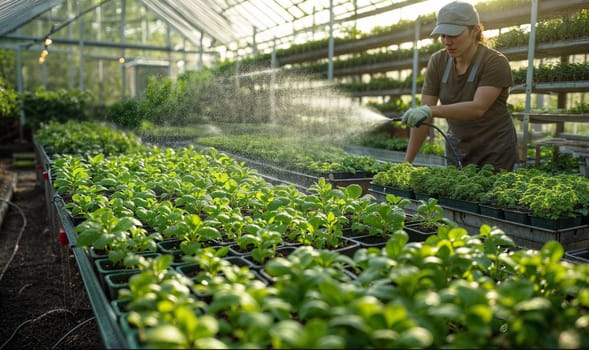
0,152,104,349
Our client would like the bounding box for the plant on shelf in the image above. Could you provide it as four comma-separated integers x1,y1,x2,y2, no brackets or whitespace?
138,200,187,236
75,207,159,266
118,255,222,349
448,164,497,202
305,211,347,249
262,206,308,245
163,214,222,256
180,246,231,282
64,186,109,219
410,166,458,198
208,208,249,243
195,134,387,176
408,198,452,233
519,174,581,220
352,197,406,239
52,155,92,196
406,166,432,196
264,246,357,308
371,161,415,190
295,186,357,247
35,120,144,156
485,168,537,211
235,224,283,265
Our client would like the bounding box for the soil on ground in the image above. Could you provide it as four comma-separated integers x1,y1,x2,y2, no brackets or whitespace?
0,152,104,349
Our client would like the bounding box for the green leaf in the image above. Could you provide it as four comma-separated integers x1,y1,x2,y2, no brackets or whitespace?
270,320,302,347
144,324,187,347
163,225,181,237
428,303,461,319
540,241,564,263
268,197,291,211
75,228,101,247
108,250,126,264
328,314,366,331
180,241,202,256
194,315,220,339
207,293,242,314
112,217,140,233
384,231,408,258
299,299,330,320
397,327,433,348
154,254,174,271
264,258,292,277
344,184,363,199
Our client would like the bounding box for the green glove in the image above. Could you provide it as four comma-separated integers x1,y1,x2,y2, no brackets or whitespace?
401,105,432,127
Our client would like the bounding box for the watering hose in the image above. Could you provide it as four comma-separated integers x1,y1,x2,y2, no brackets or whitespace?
388,117,463,170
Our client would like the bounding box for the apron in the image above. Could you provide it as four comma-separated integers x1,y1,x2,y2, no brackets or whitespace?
439,46,518,171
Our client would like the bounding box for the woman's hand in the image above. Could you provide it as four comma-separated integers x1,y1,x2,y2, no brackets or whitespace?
401,105,432,127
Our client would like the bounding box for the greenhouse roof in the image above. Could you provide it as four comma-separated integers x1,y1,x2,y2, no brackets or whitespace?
0,0,66,37
0,0,427,50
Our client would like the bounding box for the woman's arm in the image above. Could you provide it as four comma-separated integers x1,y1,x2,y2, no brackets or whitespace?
404,94,438,163
430,86,502,121
404,85,502,163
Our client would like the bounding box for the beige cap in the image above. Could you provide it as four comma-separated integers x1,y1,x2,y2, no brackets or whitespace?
431,1,480,36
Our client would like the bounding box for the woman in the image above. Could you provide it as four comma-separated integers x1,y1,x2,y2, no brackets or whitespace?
402,1,518,171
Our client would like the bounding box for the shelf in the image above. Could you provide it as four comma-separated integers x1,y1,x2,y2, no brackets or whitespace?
342,80,589,99
333,56,429,77
512,112,589,124
326,37,589,79
511,81,589,94
276,0,586,66
348,80,589,97
348,87,414,98
344,144,447,167
500,37,589,62
369,189,589,251
344,81,589,99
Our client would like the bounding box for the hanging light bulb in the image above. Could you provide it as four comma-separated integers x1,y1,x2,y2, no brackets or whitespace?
44,37,52,46
38,56,45,64
119,57,126,64
41,49,48,58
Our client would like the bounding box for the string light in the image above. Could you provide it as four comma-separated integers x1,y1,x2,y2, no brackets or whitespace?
38,36,52,64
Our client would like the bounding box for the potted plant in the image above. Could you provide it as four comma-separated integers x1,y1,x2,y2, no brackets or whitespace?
486,169,534,225
162,214,222,256
519,173,583,230
439,164,497,214
231,224,284,267
404,198,453,241
370,161,416,199
349,195,407,247
407,165,450,200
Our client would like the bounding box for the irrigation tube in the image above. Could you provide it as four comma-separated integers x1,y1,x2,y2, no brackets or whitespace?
51,316,96,349
0,199,27,283
0,309,73,349
420,121,463,170
389,117,463,169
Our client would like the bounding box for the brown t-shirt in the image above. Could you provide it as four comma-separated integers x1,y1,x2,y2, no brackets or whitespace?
422,45,518,171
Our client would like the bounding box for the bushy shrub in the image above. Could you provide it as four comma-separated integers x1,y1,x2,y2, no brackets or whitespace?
0,77,18,121
18,87,95,129
104,97,143,128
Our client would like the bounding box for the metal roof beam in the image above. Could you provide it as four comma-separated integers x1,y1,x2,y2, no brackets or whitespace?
1,34,208,53
0,0,67,36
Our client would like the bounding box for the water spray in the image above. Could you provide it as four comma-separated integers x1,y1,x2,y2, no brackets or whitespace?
387,117,463,170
